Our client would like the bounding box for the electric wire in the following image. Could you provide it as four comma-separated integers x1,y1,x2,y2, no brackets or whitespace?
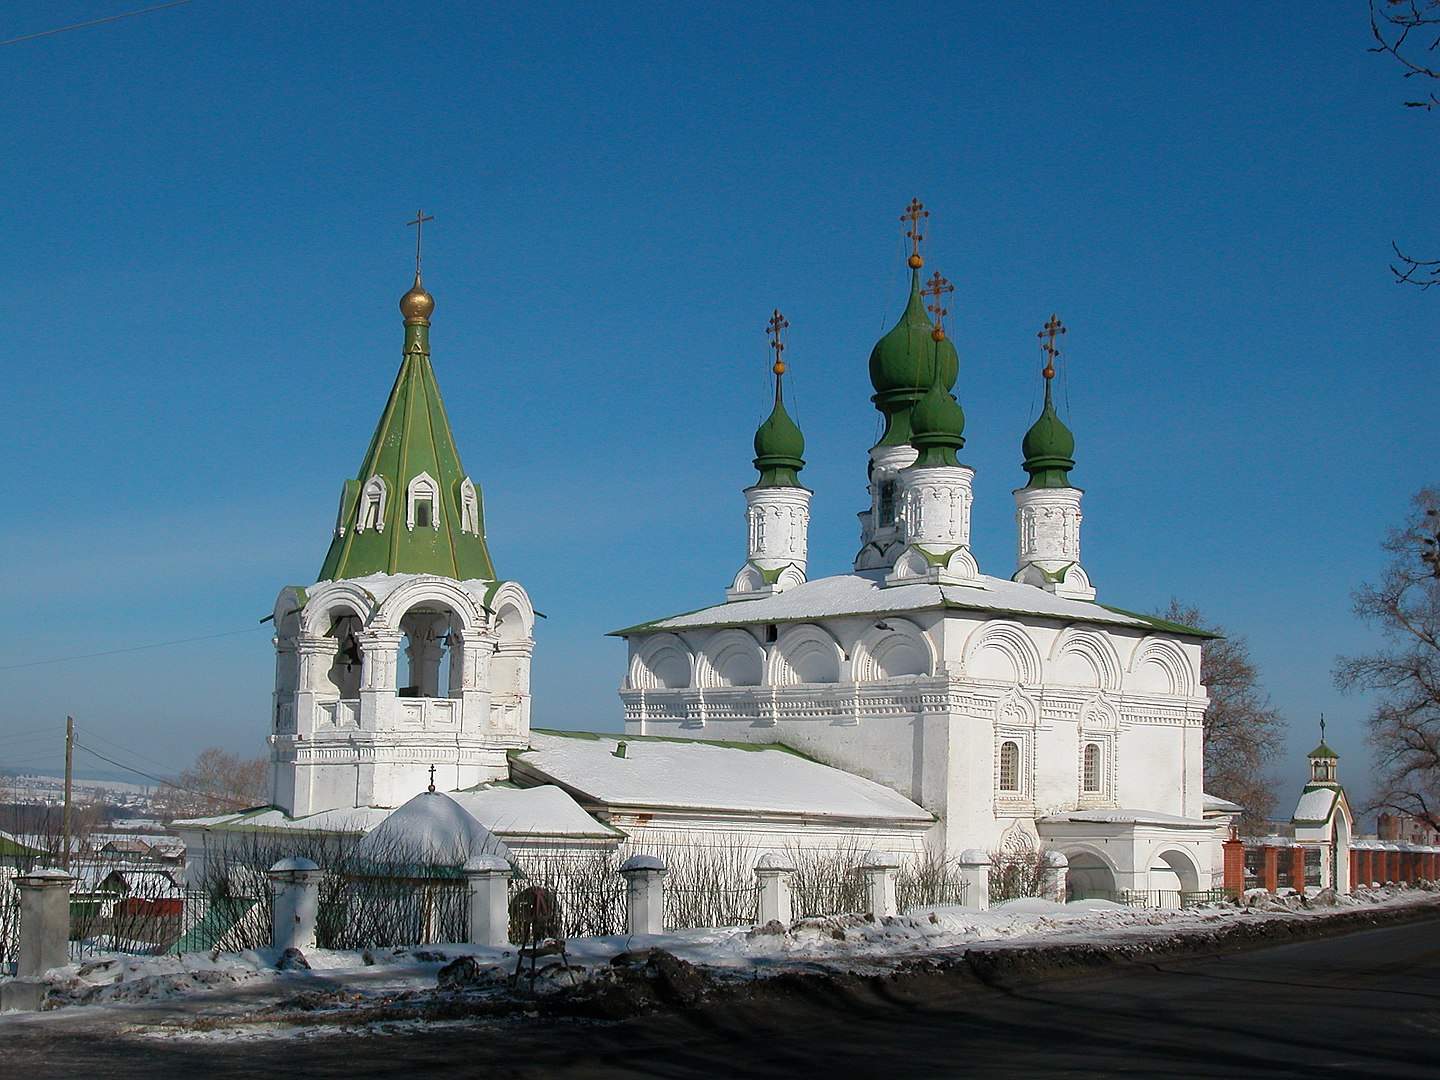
73,744,237,803
0,0,200,47
0,626,267,672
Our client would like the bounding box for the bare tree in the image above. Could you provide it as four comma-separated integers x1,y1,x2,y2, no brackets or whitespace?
155,748,269,819
1336,487,1440,831
1371,1,1440,286
1160,601,1286,832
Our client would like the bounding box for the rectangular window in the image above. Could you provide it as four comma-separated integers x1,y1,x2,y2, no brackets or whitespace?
415,499,432,528
1083,743,1101,793
878,481,896,527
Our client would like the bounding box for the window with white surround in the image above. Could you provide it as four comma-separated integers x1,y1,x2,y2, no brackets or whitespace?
999,740,1020,792
407,472,439,531
1082,742,1101,793
458,478,480,535
357,476,387,532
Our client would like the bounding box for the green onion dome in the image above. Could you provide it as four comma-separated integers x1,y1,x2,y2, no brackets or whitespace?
1021,385,1076,488
869,270,958,447
753,397,805,488
909,361,966,468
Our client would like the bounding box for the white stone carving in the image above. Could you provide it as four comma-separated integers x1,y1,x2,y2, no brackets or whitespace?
1011,485,1094,600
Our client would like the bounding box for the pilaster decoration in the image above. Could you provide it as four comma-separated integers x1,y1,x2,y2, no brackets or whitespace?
731,310,811,600
1012,315,1094,600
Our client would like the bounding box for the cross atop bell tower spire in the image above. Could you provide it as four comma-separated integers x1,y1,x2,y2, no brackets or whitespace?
407,210,434,281
767,309,789,403
1039,314,1066,382
922,271,954,341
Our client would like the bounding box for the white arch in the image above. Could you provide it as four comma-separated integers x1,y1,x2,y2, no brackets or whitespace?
631,633,693,690
769,624,843,685
696,628,764,688
1049,627,1123,690
486,581,535,640
853,618,934,682
375,576,489,635
299,580,379,635
1150,847,1201,893
962,621,1042,684
1127,636,1197,696
1057,843,1120,897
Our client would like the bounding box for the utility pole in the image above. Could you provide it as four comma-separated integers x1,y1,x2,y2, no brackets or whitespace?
62,715,74,871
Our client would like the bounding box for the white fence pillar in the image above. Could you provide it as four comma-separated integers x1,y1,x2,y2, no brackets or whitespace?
1045,851,1069,903
754,853,794,925
15,868,72,977
463,854,512,947
859,851,899,918
619,854,666,936
958,849,992,911
268,856,322,953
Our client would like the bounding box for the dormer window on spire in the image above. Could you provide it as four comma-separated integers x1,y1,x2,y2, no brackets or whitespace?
458,478,480,536
407,473,439,531
357,476,387,532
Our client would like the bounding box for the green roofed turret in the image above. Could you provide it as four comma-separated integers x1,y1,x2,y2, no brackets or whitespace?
869,269,958,448
753,310,805,488
1021,318,1076,489
317,271,498,582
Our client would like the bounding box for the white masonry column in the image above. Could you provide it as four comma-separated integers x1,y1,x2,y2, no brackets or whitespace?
15,869,72,977
859,851,899,918
269,856,322,954
754,853,795,925
619,854,667,936
1045,851,1070,903
886,463,981,585
1013,486,1094,600
730,486,812,599
462,854,512,947
957,850,992,910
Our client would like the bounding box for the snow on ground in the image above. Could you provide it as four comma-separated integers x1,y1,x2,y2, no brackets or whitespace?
3,885,1436,1036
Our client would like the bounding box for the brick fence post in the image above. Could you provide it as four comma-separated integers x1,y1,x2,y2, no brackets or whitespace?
462,854,512,947
268,856,321,953
859,851,899,918
754,853,794,926
1222,839,1246,894
619,854,666,936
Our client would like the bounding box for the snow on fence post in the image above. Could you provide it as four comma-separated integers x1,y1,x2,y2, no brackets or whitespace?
1044,850,1069,903
462,854,512,947
15,868,72,977
859,851,899,918
957,849,991,911
754,852,794,926
618,854,667,936
268,856,322,953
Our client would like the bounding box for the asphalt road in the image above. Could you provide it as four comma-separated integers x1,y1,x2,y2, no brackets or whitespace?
4,916,1439,1079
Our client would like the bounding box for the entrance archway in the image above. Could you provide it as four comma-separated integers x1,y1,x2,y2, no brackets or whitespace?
1063,849,1118,900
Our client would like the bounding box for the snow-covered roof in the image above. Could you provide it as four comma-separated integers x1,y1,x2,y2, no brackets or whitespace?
450,784,622,840
1202,793,1243,814
513,731,932,824
353,791,509,867
615,571,1213,638
1291,786,1340,824
1039,808,1214,829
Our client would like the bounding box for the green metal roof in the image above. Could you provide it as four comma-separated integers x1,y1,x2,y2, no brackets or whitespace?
317,277,497,582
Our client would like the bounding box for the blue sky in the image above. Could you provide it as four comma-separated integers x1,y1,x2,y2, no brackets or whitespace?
1,2,1434,816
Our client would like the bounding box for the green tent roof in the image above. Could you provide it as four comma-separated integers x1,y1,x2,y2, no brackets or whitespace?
318,275,497,582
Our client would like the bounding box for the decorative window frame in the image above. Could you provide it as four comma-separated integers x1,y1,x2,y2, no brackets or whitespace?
356,475,387,533
996,735,1028,800
457,477,480,536
407,472,439,532
1077,731,1116,805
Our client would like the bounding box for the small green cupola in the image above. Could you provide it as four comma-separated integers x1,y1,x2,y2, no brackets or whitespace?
868,200,958,448
753,309,806,487
1308,719,1340,785
316,267,498,582
907,292,966,468
1021,315,1077,489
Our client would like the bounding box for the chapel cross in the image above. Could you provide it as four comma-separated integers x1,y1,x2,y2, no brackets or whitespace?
428,763,436,793
1320,714,1327,743
1038,314,1066,380
767,309,789,375
922,271,954,340
407,210,435,277
902,198,928,268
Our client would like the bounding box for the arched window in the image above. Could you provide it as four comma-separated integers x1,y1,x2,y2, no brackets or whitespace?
878,479,897,527
407,473,439,531
357,476,387,532
1083,743,1101,793
999,741,1020,792
458,478,480,536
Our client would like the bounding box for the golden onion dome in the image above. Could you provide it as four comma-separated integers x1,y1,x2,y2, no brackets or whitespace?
400,274,435,322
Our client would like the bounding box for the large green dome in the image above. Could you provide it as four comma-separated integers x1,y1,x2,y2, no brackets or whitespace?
1021,390,1076,488
753,397,805,487
868,270,958,447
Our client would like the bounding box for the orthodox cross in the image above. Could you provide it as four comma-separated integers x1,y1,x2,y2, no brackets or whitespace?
1038,314,1066,380
1320,714,1327,743
767,309,789,375
922,271,954,340
407,210,434,277
902,198,928,268
427,764,437,793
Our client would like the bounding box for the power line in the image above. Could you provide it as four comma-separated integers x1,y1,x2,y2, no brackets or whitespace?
0,626,267,672
73,743,238,804
73,725,189,777
0,0,200,48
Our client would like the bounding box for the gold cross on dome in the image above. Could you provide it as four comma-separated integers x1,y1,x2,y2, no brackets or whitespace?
902,198,929,266
407,210,434,276
1038,313,1066,379
767,309,789,374
922,271,954,325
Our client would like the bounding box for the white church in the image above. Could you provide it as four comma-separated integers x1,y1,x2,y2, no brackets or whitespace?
179,207,1238,900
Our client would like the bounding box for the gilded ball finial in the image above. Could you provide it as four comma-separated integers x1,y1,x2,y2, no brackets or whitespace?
773,360,787,375
931,326,945,341
908,253,924,269
400,273,435,322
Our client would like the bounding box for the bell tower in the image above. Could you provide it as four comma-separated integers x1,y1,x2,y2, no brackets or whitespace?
270,219,535,816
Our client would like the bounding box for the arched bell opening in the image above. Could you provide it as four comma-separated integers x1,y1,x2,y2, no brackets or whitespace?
398,606,460,699
324,611,365,700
